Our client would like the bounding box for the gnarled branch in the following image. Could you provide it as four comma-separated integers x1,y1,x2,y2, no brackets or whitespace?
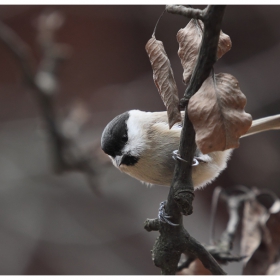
144,5,227,275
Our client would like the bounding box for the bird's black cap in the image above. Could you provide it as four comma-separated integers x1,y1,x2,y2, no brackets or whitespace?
101,111,129,157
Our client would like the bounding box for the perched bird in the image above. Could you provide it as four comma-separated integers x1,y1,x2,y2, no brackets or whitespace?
101,110,280,189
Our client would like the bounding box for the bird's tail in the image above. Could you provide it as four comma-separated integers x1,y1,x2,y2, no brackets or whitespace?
242,114,280,138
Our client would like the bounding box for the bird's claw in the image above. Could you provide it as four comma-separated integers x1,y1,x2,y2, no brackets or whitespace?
172,150,202,166
158,201,179,226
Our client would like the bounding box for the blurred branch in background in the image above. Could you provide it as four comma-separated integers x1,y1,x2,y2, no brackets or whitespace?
0,9,109,194
207,186,252,264
178,185,280,275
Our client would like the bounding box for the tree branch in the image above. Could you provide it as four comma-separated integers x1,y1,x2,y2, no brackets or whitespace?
0,20,36,87
166,5,205,20
0,11,103,194
145,5,227,275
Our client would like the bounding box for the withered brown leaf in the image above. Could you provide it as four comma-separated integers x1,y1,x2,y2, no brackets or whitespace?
188,73,252,154
177,19,232,85
177,19,203,86
217,30,232,60
265,200,280,274
241,199,274,275
145,35,181,129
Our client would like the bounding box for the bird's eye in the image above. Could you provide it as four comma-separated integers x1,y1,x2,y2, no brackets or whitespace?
122,134,128,142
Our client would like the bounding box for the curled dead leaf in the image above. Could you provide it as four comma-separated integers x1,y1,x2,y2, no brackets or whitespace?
177,19,232,85
217,30,232,60
188,73,252,154
145,35,181,128
240,198,278,275
177,19,203,86
265,199,280,274
241,200,272,274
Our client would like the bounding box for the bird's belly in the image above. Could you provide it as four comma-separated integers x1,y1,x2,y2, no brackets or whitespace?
192,150,233,188
120,158,174,186
119,149,233,188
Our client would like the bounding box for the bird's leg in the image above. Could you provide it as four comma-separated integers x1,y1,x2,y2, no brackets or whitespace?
172,150,209,166
158,200,179,226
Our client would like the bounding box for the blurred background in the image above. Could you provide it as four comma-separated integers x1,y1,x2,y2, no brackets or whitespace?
0,5,279,275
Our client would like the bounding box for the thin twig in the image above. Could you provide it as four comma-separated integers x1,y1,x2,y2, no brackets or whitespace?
0,21,36,87
166,5,206,21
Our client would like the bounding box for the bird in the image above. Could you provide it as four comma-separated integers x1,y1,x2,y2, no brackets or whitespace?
101,110,280,189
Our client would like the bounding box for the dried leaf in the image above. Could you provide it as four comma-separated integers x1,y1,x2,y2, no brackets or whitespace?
217,30,232,60
177,19,203,85
265,200,280,274
240,193,280,275
188,73,252,154
241,199,275,275
266,204,280,246
177,19,232,85
145,35,181,128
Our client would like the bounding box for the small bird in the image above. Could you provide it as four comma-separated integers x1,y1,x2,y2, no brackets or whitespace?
101,110,280,189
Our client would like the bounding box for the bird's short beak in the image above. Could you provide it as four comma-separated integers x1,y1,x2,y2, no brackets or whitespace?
115,155,123,167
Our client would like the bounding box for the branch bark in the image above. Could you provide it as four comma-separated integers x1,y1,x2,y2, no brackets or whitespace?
166,5,205,20
145,5,227,274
